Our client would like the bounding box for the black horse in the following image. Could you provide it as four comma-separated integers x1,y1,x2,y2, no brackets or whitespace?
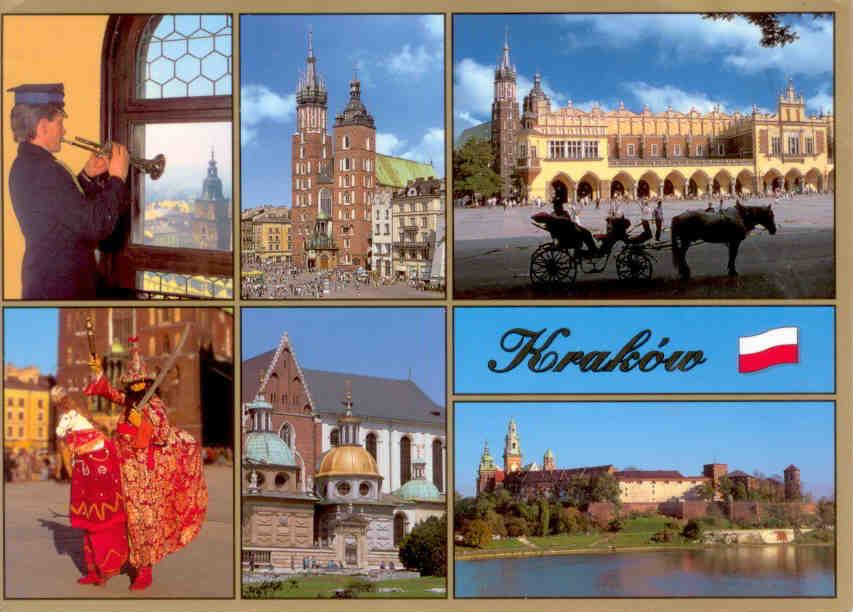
671,202,777,279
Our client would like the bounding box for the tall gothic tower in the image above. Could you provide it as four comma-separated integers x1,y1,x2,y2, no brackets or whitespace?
333,70,376,271
292,29,334,269
476,441,498,494
490,29,519,200
193,149,230,250
503,417,522,473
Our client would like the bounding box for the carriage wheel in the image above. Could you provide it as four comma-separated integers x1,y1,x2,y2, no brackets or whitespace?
616,249,653,282
530,244,578,287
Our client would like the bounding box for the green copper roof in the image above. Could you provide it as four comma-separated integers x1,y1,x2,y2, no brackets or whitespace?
544,448,553,458
245,432,296,467
395,478,441,501
375,154,434,188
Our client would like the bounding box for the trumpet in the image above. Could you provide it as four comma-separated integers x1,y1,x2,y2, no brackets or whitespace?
62,136,166,180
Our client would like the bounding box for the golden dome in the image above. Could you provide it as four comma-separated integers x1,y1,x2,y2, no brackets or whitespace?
317,445,380,477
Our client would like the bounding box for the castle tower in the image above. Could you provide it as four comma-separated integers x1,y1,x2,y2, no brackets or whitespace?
543,448,555,471
333,69,376,271
490,28,519,200
292,28,334,270
503,417,522,473
784,464,801,501
476,441,498,494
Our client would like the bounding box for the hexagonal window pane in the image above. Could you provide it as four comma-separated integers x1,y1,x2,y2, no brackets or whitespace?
144,81,162,99
175,14,201,37
214,34,231,56
202,53,228,81
163,80,187,98
175,55,201,83
214,75,231,96
188,35,213,58
146,40,162,63
201,14,228,34
188,77,214,97
152,15,175,39
149,57,174,85
162,39,186,61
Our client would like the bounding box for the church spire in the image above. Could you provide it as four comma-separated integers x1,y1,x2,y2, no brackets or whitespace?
296,26,327,107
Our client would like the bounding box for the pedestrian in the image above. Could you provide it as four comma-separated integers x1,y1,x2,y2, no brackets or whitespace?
653,199,664,241
7,83,130,299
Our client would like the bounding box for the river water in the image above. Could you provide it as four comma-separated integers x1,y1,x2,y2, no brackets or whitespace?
455,546,834,598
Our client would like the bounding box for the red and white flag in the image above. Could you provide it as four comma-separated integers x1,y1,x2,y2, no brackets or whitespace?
738,327,799,373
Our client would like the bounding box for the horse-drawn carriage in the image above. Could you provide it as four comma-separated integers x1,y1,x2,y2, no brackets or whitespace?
529,212,660,287
529,202,777,288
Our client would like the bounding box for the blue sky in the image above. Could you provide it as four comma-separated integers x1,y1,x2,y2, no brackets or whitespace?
455,307,834,394
454,13,834,137
4,309,59,374
455,402,834,499
240,14,445,209
242,308,445,404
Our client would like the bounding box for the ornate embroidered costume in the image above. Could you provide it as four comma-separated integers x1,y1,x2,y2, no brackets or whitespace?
65,428,128,582
84,341,207,572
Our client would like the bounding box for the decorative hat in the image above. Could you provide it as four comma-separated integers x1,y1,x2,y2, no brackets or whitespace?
119,336,154,386
8,83,65,107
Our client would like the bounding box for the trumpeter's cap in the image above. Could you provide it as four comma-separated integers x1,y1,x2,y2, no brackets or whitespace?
7,83,65,107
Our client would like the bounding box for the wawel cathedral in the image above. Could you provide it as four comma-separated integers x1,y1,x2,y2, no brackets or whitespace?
477,419,803,510
241,333,445,573
479,35,834,203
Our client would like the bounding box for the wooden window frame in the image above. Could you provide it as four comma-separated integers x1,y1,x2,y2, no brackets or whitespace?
101,15,233,292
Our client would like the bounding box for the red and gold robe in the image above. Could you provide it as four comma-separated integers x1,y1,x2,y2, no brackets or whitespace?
65,429,128,579
84,377,208,568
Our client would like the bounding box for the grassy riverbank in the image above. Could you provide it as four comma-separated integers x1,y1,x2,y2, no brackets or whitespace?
456,516,831,561
242,575,446,598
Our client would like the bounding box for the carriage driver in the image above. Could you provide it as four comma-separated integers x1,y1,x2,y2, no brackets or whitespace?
553,199,599,255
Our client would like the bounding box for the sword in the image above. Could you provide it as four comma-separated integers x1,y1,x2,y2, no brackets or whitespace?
85,315,96,359
134,323,191,409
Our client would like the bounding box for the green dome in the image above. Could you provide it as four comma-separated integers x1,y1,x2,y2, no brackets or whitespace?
395,478,441,501
245,432,296,467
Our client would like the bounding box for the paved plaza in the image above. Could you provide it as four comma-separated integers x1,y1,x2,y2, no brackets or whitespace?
454,194,834,299
3,465,234,599
242,269,444,300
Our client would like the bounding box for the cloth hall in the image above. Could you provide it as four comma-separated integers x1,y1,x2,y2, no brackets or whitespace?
485,36,834,202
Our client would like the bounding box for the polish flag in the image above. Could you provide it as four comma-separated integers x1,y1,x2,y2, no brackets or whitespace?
738,327,799,373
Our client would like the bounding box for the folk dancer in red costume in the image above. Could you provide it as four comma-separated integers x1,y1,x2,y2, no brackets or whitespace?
53,386,128,586
85,337,208,591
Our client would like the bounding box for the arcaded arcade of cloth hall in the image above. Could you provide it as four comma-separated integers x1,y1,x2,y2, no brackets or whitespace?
488,37,834,203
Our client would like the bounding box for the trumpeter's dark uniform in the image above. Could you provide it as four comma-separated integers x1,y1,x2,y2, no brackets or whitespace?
8,83,128,299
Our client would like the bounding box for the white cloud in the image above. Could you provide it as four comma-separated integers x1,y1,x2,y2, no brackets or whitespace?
625,81,728,113
386,44,436,78
455,110,482,127
559,14,832,76
240,85,296,146
401,127,445,177
421,14,444,40
454,57,569,129
453,58,494,124
806,86,834,115
376,132,407,156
